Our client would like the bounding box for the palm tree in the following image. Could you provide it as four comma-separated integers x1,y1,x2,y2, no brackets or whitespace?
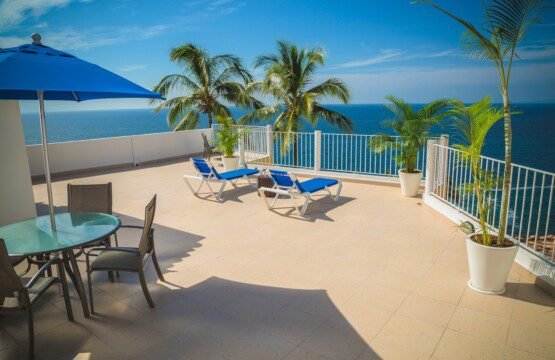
152,43,262,130
415,0,549,244
449,96,505,245
369,96,451,173
241,41,352,163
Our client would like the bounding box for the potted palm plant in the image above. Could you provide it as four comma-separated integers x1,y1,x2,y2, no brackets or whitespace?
214,116,247,171
370,96,450,196
450,97,518,295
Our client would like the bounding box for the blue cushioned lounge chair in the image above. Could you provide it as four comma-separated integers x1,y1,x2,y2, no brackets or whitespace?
183,158,260,201
259,169,342,215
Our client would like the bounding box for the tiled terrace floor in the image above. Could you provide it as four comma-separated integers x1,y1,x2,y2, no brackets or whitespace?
1,159,553,360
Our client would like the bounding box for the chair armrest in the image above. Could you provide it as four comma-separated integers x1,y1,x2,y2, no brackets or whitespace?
24,255,60,288
120,225,144,230
88,247,140,254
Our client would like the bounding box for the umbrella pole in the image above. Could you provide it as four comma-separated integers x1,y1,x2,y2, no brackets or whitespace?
37,90,57,231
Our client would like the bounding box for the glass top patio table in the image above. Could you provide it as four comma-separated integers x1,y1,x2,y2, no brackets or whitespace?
0,212,121,256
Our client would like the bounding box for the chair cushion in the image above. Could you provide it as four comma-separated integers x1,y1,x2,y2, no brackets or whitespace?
90,248,140,271
218,168,259,180
298,178,339,194
20,277,57,304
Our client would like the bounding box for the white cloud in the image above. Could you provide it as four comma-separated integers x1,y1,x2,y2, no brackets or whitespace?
0,24,170,50
516,44,555,60
120,64,146,72
0,0,91,32
337,49,403,68
336,48,458,69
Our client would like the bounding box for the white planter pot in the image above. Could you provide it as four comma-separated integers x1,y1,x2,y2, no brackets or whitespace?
222,156,239,171
398,170,422,197
466,234,518,295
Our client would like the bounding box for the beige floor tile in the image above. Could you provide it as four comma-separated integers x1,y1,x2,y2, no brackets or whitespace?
372,314,444,357
284,346,332,360
458,287,516,319
349,283,410,312
448,306,511,345
433,329,504,360
300,314,371,360
367,336,430,360
413,278,466,304
506,319,555,359
503,346,550,360
397,293,456,327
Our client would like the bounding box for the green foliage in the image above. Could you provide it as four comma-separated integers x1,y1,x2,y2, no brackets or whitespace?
449,96,505,245
214,116,248,158
241,41,352,155
369,96,451,173
152,44,262,130
414,0,549,245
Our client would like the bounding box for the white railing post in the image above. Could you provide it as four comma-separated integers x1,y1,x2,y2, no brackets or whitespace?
314,130,322,171
424,139,439,201
266,125,274,165
238,132,245,168
210,124,215,145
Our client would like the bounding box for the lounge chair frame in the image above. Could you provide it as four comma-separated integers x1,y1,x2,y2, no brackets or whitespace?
259,172,342,215
183,159,259,201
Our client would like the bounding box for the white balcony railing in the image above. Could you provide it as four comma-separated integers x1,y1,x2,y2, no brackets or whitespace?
214,124,441,179
427,143,554,263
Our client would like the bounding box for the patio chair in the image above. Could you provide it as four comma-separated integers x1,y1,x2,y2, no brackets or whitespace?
0,239,73,360
259,169,342,215
183,158,260,201
85,195,164,312
67,183,119,250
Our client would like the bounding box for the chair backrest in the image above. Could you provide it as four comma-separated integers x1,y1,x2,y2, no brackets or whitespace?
138,195,157,257
0,239,24,307
67,183,112,214
192,158,221,179
268,170,306,193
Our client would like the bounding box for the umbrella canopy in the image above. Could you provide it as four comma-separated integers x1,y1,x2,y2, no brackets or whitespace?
0,34,163,231
0,34,162,101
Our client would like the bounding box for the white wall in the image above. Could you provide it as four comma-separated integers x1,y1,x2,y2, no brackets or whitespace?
0,101,37,226
27,128,212,176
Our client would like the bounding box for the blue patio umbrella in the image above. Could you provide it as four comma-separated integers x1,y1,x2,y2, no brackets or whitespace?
0,34,163,230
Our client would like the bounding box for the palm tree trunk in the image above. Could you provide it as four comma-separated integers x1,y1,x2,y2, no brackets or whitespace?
497,92,512,245
208,113,213,128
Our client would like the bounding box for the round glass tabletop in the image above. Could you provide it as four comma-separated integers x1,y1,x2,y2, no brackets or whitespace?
0,212,121,256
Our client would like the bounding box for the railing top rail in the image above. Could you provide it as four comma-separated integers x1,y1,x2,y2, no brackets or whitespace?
432,143,555,176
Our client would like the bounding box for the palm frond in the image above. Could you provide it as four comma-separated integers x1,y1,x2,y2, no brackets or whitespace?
311,103,354,132
306,78,351,104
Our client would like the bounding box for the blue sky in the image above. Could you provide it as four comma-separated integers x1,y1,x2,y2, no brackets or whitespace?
1,0,554,112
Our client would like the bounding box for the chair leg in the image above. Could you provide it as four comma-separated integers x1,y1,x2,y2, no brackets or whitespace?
113,234,120,278
137,266,155,308
85,257,95,315
57,261,74,321
300,195,311,215
26,307,34,360
151,249,165,282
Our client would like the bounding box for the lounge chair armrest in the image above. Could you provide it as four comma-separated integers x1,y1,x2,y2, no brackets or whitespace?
24,255,60,288
258,187,291,196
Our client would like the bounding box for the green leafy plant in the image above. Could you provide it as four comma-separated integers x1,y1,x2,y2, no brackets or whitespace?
241,40,352,162
414,0,550,245
449,96,504,246
151,43,262,130
369,96,451,173
214,116,248,158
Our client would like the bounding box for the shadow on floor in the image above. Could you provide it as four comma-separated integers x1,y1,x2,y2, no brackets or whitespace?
264,194,356,222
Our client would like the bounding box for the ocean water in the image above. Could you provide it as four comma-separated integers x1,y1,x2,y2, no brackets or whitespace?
21,103,555,172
